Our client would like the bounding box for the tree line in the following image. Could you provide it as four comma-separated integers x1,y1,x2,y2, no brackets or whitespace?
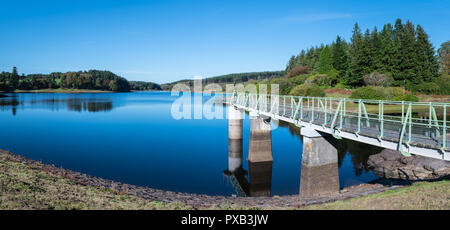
285,19,448,93
0,69,148,92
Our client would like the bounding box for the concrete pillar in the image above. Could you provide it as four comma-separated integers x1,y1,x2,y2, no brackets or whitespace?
228,106,243,140
248,111,273,163
299,127,339,204
226,106,244,174
248,161,273,197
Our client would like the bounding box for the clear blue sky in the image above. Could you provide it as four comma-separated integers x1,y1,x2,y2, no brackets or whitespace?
1,0,449,83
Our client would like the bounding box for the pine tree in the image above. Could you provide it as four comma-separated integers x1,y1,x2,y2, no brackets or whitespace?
346,23,365,86
379,23,396,75
331,35,348,78
415,25,439,82
370,27,383,71
394,19,418,85
317,46,334,74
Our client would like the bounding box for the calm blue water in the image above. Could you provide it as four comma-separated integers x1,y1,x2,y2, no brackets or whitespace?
0,92,379,196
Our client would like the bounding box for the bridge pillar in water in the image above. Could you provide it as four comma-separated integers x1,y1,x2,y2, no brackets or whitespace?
227,106,244,173
299,127,339,204
248,111,273,163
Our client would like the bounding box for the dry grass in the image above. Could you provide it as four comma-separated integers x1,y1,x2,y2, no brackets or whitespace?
1,152,449,210
304,180,450,210
0,154,192,210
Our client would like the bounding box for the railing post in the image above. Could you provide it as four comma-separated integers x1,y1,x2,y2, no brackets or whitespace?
357,100,361,134
300,97,303,120
443,105,447,151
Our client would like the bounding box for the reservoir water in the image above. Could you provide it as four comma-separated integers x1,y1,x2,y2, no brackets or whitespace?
0,91,380,196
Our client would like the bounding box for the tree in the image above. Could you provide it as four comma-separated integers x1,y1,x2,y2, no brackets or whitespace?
438,41,450,74
415,25,439,82
317,46,334,74
346,23,365,86
379,23,396,74
331,36,348,78
10,67,19,90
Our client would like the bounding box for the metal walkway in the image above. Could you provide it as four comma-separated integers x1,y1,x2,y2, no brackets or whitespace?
227,92,450,161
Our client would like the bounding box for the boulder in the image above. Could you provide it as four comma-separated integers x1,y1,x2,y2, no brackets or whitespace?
368,149,450,180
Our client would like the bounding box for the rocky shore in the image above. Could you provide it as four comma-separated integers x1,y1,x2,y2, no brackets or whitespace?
0,150,412,209
368,149,450,181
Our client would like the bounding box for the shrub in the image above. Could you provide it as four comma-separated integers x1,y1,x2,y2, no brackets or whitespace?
285,65,310,78
304,74,337,87
350,86,418,101
289,84,325,97
412,82,440,95
350,86,386,100
363,72,393,87
434,74,450,95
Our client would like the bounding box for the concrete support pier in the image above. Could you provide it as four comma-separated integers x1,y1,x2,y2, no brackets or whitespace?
227,106,244,173
228,106,243,140
299,127,339,204
248,111,273,163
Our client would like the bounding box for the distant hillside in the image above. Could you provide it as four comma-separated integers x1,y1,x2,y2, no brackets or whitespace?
161,71,284,90
129,81,162,91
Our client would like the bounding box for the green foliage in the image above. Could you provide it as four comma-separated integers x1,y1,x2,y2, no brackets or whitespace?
0,69,131,92
289,84,325,97
317,46,335,74
129,81,162,91
434,74,450,95
351,86,418,101
438,41,450,74
286,19,440,93
410,82,441,95
350,86,386,100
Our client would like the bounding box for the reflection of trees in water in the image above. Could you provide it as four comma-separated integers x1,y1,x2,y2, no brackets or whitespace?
0,97,114,114
279,120,382,176
338,139,382,176
0,98,20,116
66,99,113,112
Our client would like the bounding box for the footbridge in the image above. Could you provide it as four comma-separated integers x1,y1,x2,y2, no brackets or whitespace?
228,92,449,161
225,92,449,203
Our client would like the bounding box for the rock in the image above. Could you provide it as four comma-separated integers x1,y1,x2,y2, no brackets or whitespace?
368,149,450,180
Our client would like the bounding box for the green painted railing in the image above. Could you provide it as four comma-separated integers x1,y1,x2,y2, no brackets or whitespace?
228,92,450,157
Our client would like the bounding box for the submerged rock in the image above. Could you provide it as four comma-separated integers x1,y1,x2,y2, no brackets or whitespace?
368,149,450,180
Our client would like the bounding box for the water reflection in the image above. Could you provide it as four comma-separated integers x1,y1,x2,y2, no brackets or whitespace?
0,94,114,115
225,119,381,197
279,120,382,177
224,134,273,197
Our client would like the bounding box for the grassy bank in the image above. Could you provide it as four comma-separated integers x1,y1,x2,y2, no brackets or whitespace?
1,151,449,210
304,180,450,210
0,152,191,210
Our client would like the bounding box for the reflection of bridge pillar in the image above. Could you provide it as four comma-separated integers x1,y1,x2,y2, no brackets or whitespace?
248,161,273,197
299,127,339,204
248,111,273,163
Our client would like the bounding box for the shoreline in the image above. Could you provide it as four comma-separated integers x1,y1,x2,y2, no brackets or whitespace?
0,149,411,209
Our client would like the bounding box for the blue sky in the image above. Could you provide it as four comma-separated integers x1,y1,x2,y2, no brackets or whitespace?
1,0,449,83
